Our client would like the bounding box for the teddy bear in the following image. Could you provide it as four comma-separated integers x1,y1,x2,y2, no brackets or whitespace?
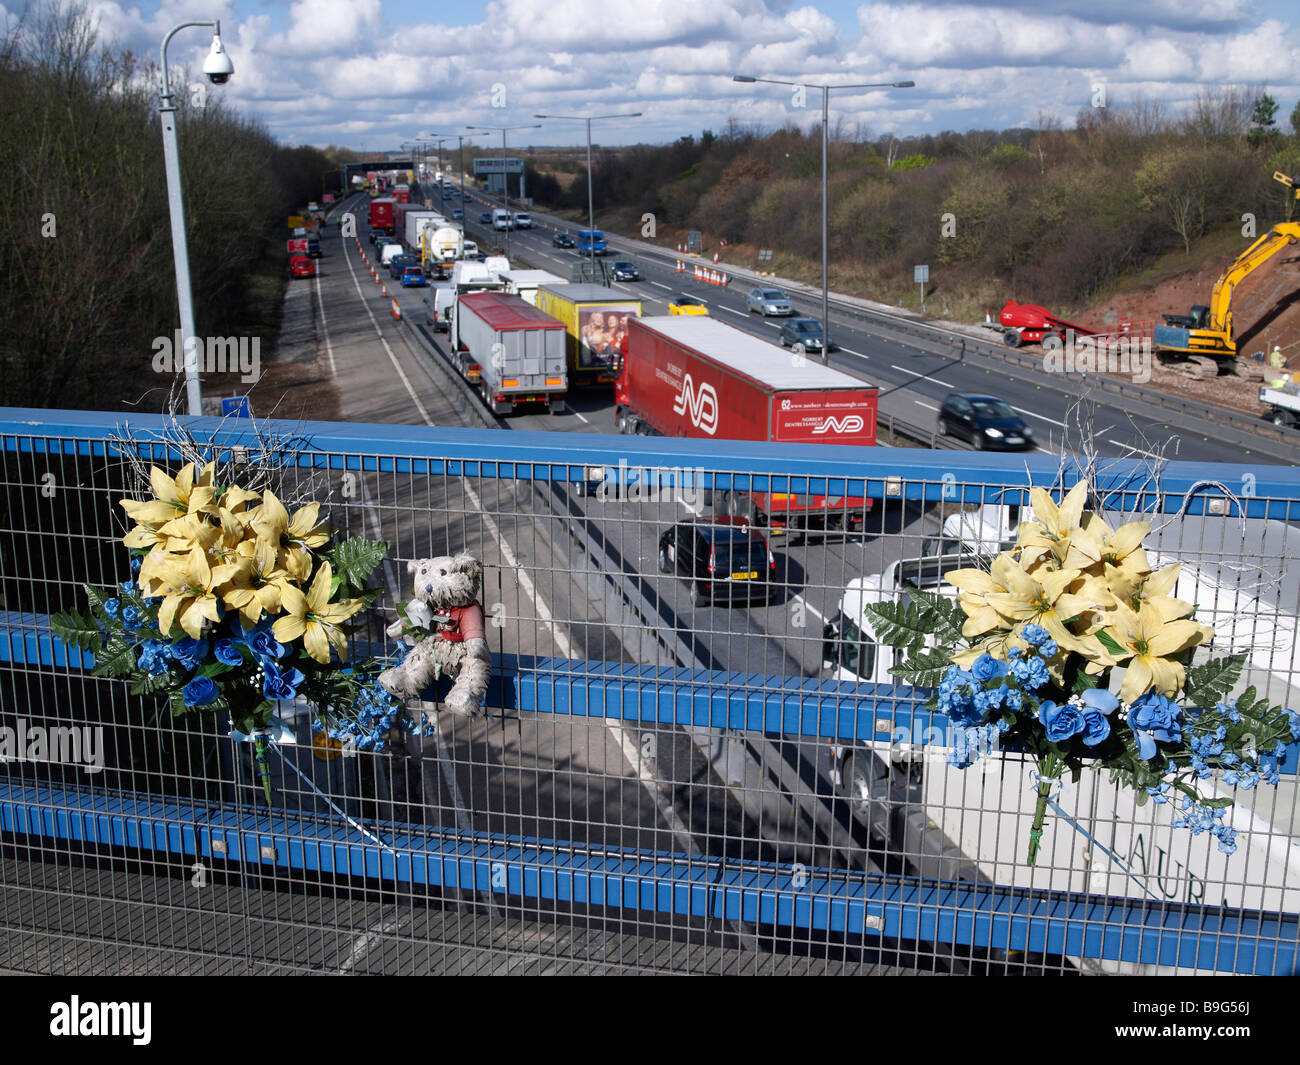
378,553,491,718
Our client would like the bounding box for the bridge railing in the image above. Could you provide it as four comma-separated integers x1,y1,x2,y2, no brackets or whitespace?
0,407,1297,975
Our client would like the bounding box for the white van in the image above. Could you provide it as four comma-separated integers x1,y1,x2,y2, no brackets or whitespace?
380,242,406,267
422,283,455,331
492,209,512,231
512,212,533,229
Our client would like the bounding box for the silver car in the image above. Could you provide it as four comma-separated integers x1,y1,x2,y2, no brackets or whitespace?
746,286,794,316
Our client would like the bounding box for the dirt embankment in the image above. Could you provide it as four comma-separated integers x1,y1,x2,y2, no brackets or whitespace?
1070,240,1300,416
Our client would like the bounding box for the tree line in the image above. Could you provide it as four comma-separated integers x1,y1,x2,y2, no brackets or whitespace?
0,2,334,411
525,91,1300,313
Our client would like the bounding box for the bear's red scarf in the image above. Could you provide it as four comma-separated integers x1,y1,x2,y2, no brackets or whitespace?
431,602,486,643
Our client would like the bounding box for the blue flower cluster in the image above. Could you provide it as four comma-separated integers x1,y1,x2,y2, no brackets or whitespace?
1172,796,1238,855
327,676,433,751
948,722,1001,769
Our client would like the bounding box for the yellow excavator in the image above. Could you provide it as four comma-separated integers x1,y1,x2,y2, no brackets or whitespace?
1154,172,1300,378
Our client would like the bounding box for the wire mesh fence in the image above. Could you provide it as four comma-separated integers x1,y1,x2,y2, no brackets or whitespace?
1,411,1297,975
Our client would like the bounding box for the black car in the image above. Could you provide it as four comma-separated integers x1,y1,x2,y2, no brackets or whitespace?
552,232,576,248
937,392,1034,450
779,317,826,352
479,212,493,225
657,517,773,606
611,260,639,281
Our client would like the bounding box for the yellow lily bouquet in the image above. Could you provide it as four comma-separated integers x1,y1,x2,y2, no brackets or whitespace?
863,482,1299,866
53,460,392,802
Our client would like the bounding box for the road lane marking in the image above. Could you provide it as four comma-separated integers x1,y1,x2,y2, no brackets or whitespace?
650,281,673,291
717,305,747,317
913,400,939,412
1022,409,1066,428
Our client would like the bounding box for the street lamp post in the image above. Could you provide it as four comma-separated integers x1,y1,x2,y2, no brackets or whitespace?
159,19,234,415
421,132,491,203
733,75,913,363
466,124,541,256
534,111,642,278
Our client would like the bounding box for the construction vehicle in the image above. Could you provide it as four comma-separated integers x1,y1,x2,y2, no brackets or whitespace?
986,300,1096,348
1153,172,1300,379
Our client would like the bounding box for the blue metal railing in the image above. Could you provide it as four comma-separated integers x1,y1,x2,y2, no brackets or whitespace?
1,408,1297,974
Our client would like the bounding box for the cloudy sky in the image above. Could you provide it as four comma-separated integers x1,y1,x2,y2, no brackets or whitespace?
47,0,1300,149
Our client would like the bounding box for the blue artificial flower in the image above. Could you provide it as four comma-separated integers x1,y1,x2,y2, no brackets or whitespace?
136,639,170,676
213,639,244,667
248,629,288,664
1021,623,1050,648
971,654,1010,683
104,598,120,619
121,605,141,627
1079,688,1119,715
1003,689,1024,712
1216,699,1242,724
262,662,306,702
1287,711,1300,742
1079,708,1111,746
182,676,220,707
1128,692,1183,761
1145,782,1172,805
1011,655,1050,692
130,557,142,574
169,637,209,671
1038,700,1085,743
119,580,138,595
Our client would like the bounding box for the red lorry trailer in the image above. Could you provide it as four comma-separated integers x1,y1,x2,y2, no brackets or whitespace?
369,197,395,235
616,316,878,532
456,292,568,415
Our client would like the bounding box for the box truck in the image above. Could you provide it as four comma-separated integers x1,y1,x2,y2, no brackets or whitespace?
369,197,395,235
614,315,877,532
534,283,642,388
455,292,567,415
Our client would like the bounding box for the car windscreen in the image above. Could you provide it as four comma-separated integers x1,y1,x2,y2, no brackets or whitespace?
794,321,819,332
761,290,784,299
970,399,1018,420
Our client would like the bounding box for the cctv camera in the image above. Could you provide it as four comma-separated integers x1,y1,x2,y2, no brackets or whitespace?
203,34,234,85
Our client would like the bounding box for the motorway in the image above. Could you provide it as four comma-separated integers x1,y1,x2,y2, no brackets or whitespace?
303,190,1296,967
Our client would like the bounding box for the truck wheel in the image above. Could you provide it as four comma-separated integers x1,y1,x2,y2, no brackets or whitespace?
839,751,876,827
691,580,709,608
1002,330,1021,349
1272,410,1293,428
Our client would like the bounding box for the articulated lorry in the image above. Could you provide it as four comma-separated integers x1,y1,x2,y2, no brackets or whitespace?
455,292,568,415
534,283,642,388
614,315,878,532
446,259,512,386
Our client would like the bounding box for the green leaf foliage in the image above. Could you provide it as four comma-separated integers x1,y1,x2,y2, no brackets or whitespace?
860,598,930,653
1184,654,1244,706
325,537,390,591
49,608,103,651
890,648,958,689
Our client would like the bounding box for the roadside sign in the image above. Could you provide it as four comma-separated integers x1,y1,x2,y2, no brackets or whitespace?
287,214,304,228
287,238,308,253
913,264,929,283
221,397,251,418
322,193,335,204
687,230,702,254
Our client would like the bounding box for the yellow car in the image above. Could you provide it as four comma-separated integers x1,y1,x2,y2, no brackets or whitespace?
668,295,709,316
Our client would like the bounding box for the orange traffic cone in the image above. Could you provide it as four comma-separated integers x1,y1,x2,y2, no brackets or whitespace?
713,251,719,264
